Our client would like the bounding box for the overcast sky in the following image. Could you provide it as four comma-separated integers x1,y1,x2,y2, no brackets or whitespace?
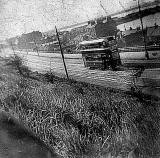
0,0,154,40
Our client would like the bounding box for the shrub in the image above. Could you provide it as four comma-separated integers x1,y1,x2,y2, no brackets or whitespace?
6,54,30,77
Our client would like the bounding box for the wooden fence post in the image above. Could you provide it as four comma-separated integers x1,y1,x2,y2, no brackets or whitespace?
55,26,69,79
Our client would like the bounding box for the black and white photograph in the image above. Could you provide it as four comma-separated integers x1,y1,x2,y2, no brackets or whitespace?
0,0,160,157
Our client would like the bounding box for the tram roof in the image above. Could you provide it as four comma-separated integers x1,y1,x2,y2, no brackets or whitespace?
79,39,106,46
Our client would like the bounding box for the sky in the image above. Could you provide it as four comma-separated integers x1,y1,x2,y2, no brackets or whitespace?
0,0,154,40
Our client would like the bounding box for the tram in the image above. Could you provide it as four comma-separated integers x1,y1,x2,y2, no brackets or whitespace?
79,37,160,72
79,36,121,70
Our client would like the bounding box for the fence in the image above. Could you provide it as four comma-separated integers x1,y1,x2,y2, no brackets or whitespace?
1,48,138,91
1,47,160,97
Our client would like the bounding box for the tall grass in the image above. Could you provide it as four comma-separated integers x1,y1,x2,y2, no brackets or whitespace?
5,54,31,77
1,55,160,158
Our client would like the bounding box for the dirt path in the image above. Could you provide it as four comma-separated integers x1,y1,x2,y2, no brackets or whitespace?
0,110,61,158
0,57,61,158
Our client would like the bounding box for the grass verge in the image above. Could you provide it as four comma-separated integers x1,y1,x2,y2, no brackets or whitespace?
0,55,160,158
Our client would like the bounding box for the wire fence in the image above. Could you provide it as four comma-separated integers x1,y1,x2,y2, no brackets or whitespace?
1,45,160,98
1,47,140,92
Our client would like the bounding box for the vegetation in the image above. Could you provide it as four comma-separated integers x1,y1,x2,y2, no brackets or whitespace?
5,54,31,77
0,55,160,158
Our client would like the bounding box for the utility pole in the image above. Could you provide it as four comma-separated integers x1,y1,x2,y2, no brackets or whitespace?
55,26,69,79
136,0,149,59
100,0,108,15
119,1,127,13
10,41,15,55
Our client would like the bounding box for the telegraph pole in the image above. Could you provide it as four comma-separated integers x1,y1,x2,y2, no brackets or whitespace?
10,41,15,55
100,0,108,15
136,0,149,59
55,26,69,79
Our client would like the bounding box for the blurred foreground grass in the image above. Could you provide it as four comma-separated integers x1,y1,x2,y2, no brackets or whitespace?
0,55,160,158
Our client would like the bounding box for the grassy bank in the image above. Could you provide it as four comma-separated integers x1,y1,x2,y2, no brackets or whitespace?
0,55,160,158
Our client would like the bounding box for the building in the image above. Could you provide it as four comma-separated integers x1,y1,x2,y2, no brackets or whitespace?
113,0,160,47
13,0,159,50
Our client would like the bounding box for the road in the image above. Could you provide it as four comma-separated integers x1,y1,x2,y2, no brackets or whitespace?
1,48,160,98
